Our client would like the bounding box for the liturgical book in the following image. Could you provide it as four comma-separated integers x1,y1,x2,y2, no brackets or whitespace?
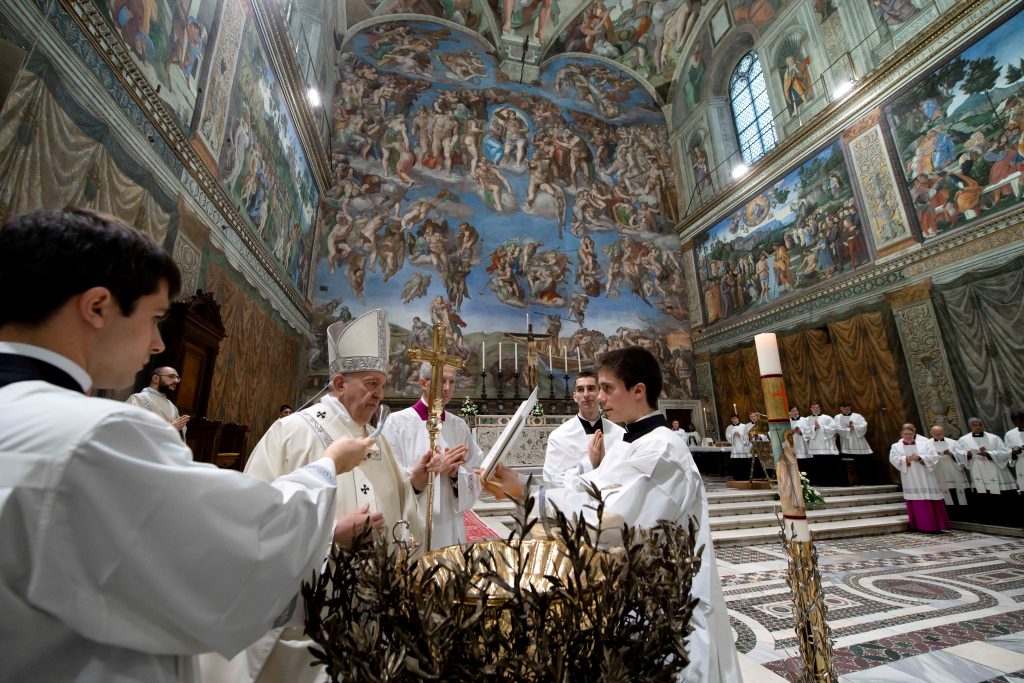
479,387,539,480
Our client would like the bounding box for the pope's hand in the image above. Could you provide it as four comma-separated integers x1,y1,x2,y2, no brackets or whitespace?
477,464,525,501
333,503,385,547
324,435,375,474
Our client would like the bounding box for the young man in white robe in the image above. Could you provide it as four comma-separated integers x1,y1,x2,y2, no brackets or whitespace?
127,365,190,437
382,362,483,549
486,346,742,683
203,309,435,683
1005,411,1024,494
834,401,871,484
889,423,950,532
929,424,970,520
0,208,372,683
958,416,1016,525
542,369,624,489
725,413,753,481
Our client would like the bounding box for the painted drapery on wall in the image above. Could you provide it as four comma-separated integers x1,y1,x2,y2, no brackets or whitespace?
694,139,868,325
0,54,177,245
885,8,1024,240
205,255,304,442
94,0,220,132
216,14,318,289
315,19,693,400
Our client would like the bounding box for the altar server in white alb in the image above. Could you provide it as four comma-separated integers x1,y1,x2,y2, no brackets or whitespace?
788,405,808,461
834,401,871,483
959,416,1016,494
725,413,753,481
382,362,483,549
801,402,839,485
205,309,432,683
889,423,950,532
542,369,624,489
0,209,371,683
1005,411,1024,493
527,347,741,683
929,424,970,518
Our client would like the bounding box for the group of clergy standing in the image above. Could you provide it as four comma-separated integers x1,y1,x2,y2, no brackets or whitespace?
0,209,742,682
723,402,873,485
890,416,1024,533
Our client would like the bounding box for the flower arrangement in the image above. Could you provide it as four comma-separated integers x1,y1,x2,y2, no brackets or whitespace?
459,396,478,417
800,471,826,508
303,489,701,682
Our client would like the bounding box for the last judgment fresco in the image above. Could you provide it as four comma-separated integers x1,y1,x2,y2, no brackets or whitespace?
311,19,694,400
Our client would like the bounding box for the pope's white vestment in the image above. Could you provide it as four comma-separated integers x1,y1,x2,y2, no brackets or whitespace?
542,414,625,488
0,374,339,683
381,400,483,549
546,417,742,683
931,436,970,506
834,412,871,454
958,431,1015,494
204,395,424,683
1005,427,1023,491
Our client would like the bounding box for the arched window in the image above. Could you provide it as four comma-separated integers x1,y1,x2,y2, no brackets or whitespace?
729,51,777,166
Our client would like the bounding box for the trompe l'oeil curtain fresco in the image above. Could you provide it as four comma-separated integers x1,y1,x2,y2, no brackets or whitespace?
933,256,1024,436
712,310,917,478
0,57,176,244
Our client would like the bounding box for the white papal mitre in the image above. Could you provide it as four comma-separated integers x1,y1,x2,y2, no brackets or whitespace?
326,308,390,376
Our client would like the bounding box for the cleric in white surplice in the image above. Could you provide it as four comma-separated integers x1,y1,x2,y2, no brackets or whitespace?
382,361,483,549
0,209,371,683
542,347,742,683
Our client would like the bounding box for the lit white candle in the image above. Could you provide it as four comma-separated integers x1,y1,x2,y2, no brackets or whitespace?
549,342,553,367
577,348,582,372
514,344,518,371
563,345,568,373
733,403,738,415
499,342,503,367
754,333,783,376
526,313,530,328
481,341,486,367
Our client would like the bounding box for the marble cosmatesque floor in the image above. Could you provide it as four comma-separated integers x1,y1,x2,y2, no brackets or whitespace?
720,530,1024,682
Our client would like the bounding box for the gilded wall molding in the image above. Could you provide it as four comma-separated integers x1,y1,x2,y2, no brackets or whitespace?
889,297,965,435
56,0,317,321
693,205,1024,353
676,0,1014,242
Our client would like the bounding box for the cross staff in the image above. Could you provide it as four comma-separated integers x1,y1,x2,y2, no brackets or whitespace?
407,322,465,551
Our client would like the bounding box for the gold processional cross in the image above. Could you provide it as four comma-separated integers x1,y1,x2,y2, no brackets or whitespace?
407,322,465,550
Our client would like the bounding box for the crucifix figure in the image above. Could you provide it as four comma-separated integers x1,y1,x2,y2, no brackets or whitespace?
505,323,552,390
407,322,465,550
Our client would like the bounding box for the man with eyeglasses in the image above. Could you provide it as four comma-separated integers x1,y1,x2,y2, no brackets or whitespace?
127,366,190,437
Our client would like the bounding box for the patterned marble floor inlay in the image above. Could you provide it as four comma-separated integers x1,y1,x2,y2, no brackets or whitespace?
719,530,1024,680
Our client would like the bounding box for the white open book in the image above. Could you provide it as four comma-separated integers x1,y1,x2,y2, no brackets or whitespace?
479,387,539,480
904,443,917,463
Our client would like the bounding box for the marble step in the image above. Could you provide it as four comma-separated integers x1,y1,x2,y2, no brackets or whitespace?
708,492,905,517
706,484,898,505
710,502,907,531
712,515,910,547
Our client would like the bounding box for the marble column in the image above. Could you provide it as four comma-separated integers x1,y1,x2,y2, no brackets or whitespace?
885,279,966,436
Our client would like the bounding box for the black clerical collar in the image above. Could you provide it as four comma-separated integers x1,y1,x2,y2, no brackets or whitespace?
622,412,667,443
0,353,85,393
578,414,601,435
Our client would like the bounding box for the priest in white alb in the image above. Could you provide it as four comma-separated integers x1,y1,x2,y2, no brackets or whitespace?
835,401,871,484
725,413,753,480
1005,410,1024,494
889,423,950,532
202,309,432,683
959,416,1016,498
487,347,742,683
800,402,838,485
542,369,624,489
929,424,970,518
382,361,483,549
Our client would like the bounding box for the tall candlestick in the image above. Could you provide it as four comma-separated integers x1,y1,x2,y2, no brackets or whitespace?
549,342,553,367
577,348,582,372
526,313,529,328
514,344,518,371
754,333,783,375
733,402,738,415
481,341,486,367
563,345,568,373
